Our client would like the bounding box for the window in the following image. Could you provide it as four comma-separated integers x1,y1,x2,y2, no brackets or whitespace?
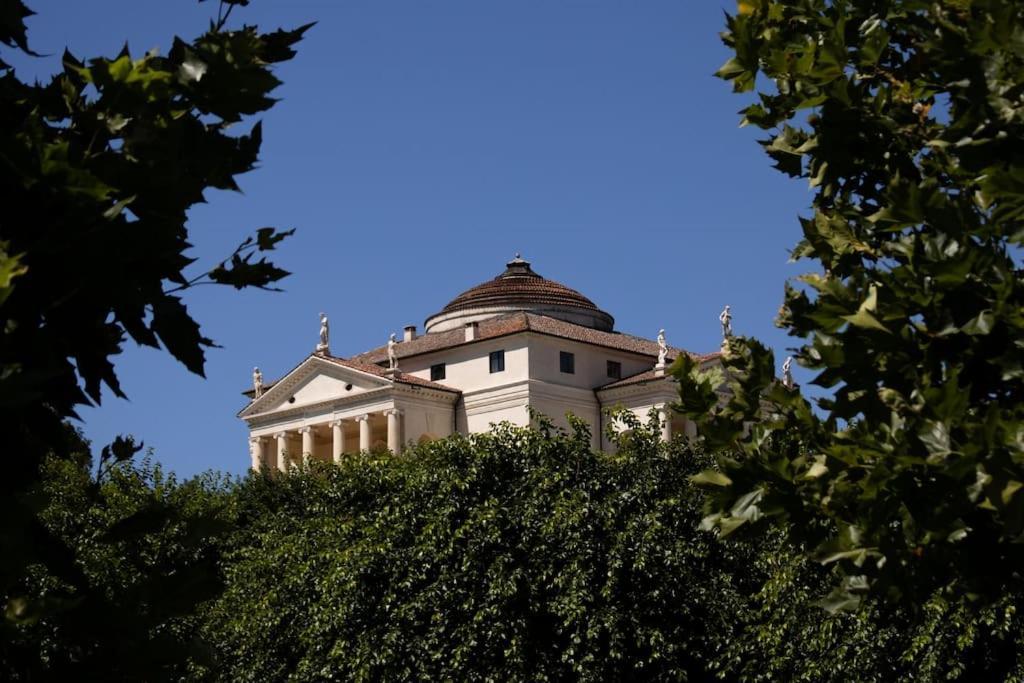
430,363,446,381
607,360,622,379
489,350,505,373
560,351,575,374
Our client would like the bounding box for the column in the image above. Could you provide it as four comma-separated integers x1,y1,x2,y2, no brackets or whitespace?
249,437,265,472
331,419,345,464
299,426,313,466
658,404,672,443
386,409,403,454
356,414,371,452
275,431,289,472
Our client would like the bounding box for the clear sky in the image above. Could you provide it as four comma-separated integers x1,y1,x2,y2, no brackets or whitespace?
12,1,814,478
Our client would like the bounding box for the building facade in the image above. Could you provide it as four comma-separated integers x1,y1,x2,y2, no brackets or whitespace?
239,256,721,471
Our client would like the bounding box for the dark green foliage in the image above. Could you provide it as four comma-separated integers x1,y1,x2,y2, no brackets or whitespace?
195,418,1024,681
0,0,309,674
202,417,745,681
2,427,237,680
682,0,1024,606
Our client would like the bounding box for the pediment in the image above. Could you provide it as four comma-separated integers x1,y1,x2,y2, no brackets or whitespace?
240,356,390,418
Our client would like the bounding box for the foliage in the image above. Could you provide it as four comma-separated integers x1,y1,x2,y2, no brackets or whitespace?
200,416,754,681
0,0,309,674
680,0,1024,606
2,426,238,680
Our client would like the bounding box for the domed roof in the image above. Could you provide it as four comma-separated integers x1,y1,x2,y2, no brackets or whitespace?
424,256,615,333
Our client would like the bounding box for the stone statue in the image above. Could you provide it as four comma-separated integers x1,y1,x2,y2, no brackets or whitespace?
316,312,329,353
656,328,668,366
782,356,794,390
252,366,263,398
719,305,733,339
387,333,398,371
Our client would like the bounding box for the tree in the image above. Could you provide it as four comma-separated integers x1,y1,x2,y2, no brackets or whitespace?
3,434,237,680
677,0,1024,607
200,417,754,681
0,0,310,668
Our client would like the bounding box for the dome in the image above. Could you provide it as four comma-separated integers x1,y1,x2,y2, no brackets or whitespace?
423,256,615,333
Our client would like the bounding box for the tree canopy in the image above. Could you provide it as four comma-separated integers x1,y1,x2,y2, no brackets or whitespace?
677,0,1024,607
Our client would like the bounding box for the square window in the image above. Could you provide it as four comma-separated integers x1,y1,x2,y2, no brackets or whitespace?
489,350,505,373
607,360,622,379
560,351,575,374
430,363,446,381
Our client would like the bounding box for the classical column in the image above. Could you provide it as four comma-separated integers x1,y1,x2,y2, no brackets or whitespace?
275,431,289,472
356,414,371,452
249,437,265,472
299,426,313,465
386,408,403,454
331,419,345,464
658,404,672,443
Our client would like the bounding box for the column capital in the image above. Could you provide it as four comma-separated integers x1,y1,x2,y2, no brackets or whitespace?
329,419,344,428
384,408,403,417
298,426,313,435
274,431,288,439
249,435,267,444
354,413,370,423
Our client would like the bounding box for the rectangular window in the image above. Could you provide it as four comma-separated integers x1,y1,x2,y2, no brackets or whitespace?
607,360,622,379
560,351,575,374
430,363,446,381
489,350,505,373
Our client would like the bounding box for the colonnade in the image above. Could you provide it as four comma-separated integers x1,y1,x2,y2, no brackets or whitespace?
249,408,403,472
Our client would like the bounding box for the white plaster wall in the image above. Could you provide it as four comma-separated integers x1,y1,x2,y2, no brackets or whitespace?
402,336,530,394
465,403,531,432
526,334,653,389
288,371,378,408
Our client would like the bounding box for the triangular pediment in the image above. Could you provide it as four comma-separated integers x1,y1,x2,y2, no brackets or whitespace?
240,355,391,418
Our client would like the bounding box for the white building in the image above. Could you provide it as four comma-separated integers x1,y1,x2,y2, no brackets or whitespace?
239,256,721,471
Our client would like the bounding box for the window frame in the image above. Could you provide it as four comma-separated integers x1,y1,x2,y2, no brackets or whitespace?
430,362,446,381
607,360,622,380
489,350,505,374
560,351,575,375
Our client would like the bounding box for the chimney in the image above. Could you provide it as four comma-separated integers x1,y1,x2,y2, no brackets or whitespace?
403,325,417,342
465,321,478,342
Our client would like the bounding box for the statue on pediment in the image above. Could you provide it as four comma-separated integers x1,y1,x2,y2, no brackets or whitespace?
782,356,794,390
316,312,330,353
253,366,263,398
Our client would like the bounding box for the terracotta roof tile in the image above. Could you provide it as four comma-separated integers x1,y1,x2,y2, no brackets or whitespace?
350,312,713,365
319,354,460,393
242,353,460,399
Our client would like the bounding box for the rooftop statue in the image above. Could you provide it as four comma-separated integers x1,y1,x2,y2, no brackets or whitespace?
657,328,668,367
253,366,263,398
316,312,330,353
782,356,794,390
719,305,733,339
387,333,398,371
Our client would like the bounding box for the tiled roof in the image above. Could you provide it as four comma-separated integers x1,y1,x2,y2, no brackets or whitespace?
319,354,461,393
597,352,722,391
242,353,460,400
350,311,711,365
424,256,614,331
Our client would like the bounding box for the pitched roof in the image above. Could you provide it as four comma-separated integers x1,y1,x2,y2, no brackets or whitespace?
350,311,708,365
242,352,460,400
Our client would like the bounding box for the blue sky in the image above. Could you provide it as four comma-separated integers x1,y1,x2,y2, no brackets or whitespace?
12,1,813,478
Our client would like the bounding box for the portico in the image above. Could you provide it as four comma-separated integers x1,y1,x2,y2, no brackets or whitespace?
240,354,458,472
